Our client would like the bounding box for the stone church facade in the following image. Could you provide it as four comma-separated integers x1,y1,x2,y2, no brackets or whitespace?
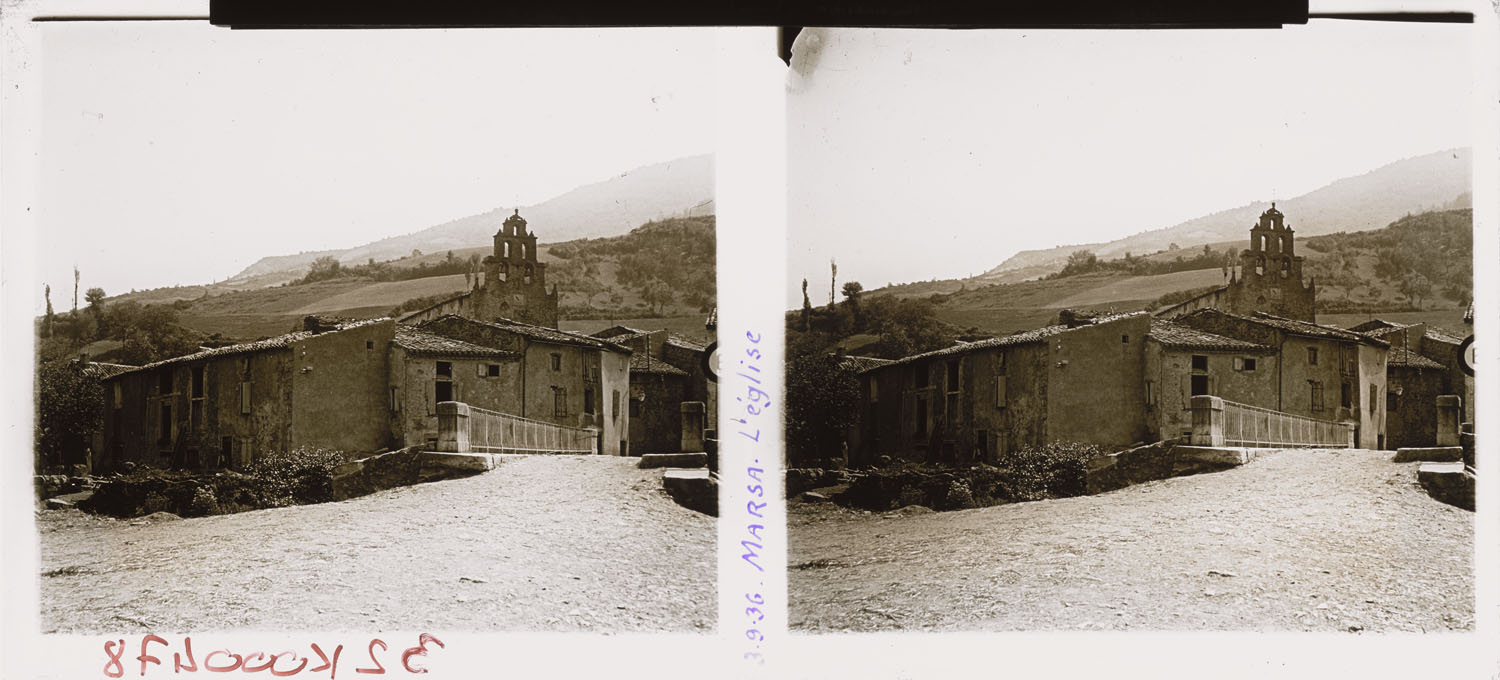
401,209,561,328
1155,204,1317,322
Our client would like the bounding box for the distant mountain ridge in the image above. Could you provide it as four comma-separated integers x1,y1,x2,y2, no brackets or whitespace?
982,148,1471,284
229,153,714,282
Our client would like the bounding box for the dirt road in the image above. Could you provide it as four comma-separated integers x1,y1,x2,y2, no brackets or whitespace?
38,455,715,633
790,448,1472,632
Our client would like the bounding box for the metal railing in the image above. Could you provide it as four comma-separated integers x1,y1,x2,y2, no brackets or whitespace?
1192,396,1353,449
437,401,598,454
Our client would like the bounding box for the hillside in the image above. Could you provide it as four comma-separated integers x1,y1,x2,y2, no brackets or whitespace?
984,148,1471,283
227,154,713,283
813,208,1471,347
107,216,716,341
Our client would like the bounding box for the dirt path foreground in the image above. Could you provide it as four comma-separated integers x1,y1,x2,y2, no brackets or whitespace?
790,448,1473,632
38,455,715,633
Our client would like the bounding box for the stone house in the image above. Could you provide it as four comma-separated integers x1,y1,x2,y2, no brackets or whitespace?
1173,309,1389,449
590,326,717,455
97,315,628,472
1143,319,1281,442
400,210,560,328
100,318,400,471
854,312,1152,467
386,324,525,450
1347,320,1471,448
413,315,632,456
1156,204,1318,322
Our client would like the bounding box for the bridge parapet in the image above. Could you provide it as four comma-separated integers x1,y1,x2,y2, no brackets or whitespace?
1190,395,1353,449
436,401,598,455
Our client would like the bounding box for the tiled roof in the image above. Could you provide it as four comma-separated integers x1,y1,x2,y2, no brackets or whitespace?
874,312,1147,371
1148,320,1274,352
1346,319,1411,335
78,361,137,380
393,326,520,359
837,355,894,372
1424,327,1465,345
630,354,689,376
427,315,630,353
590,326,649,340
666,334,708,352
1245,312,1389,347
1387,350,1445,370
105,318,390,379
1177,309,1389,348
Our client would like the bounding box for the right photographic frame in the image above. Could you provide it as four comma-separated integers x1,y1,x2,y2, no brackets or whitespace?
784,21,1481,636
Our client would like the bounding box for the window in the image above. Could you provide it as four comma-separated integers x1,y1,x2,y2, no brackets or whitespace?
584,388,596,415
1387,391,1397,412
1145,380,1155,406
914,395,929,437
191,366,205,398
995,374,1008,408
487,364,501,377
239,381,251,414
550,353,562,371
915,364,930,389
158,402,173,446
946,393,959,426
1191,355,1208,372
1121,334,1130,344
158,370,173,394
612,390,621,420
366,340,375,350
1190,374,1210,397
1280,257,1290,279
1340,381,1352,409
435,381,453,404
553,387,568,417
1310,381,1325,411
190,366,205,434
112,384,122,409
1233,357,1256,371
1369,384,1378,414
946,361,959,390
436,361,453,377
1307,347,1318,365
390,387,400,412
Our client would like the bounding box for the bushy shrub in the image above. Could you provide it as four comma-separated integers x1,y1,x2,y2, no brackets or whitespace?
245,446,348,508
836,442,1104,512
188,485,221,516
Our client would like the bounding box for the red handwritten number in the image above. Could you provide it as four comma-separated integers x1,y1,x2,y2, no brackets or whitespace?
401,633,446,674
356,639,387,674
310,643,343,678
102,640,126,678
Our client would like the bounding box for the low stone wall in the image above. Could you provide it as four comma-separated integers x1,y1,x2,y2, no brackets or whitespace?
663,469,718,516
1085,442,1256,495
1417,462,1474,511
1084,441,1176,495
1392,447,1463,463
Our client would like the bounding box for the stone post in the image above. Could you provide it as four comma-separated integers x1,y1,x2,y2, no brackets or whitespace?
1436,395,1461,447
436,401,471,453
681,401,706,452
1189,395,1225,447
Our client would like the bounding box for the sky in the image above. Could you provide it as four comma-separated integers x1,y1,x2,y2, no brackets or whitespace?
787,22,1476,307
29,24,715,311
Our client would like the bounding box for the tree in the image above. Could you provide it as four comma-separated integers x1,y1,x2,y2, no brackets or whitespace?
784,353,861,467
801,278,812,332
640,279,673,315
43,284,54,338
36,359,104,470
829,259,838,307
72,266,80,311
85,287,106,318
